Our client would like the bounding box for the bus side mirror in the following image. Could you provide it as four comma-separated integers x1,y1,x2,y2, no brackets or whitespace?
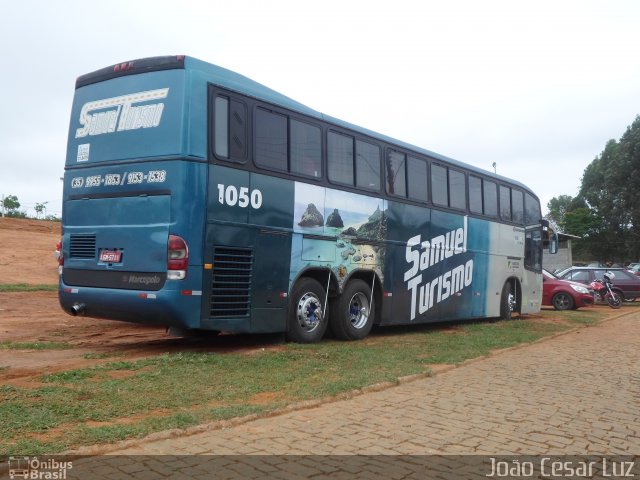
549,234,558,254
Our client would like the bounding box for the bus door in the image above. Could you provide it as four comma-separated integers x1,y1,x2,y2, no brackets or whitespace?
521,225,543,313
202,165,294,333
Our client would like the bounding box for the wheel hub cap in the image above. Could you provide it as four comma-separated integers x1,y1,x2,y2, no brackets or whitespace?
348,293,370,329
297,293,323,331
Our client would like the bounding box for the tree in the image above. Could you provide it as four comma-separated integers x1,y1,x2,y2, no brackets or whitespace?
616,116,640,261
34,201,48,219
1,195,21,217
548,115,640,263
576,115,640,262
546,195,574,231
564,207,604,260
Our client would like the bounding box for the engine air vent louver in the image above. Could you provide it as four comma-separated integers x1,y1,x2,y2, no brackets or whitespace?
210,247,253,317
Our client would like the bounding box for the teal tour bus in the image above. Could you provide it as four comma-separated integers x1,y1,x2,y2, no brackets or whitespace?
59,55,556,342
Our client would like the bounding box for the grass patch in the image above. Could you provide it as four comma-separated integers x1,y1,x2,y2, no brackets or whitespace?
549,309,604,325
83,352,125,360
0,310,609,455
41,370,96,383
0,284,57,292
0,341,71,351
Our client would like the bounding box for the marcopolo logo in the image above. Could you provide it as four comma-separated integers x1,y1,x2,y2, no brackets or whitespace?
123,274,162,286
75,88,169,138
8,457,72,479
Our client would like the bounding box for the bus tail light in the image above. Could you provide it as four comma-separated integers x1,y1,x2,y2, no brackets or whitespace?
167,235,188,280
56,239,64,274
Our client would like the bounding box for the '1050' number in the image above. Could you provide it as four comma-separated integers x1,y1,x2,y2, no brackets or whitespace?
217,184,262,209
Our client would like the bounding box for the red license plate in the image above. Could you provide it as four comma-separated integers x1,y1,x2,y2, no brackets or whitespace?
99,250,122,263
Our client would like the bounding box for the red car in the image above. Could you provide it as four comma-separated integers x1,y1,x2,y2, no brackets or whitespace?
542,269,594,310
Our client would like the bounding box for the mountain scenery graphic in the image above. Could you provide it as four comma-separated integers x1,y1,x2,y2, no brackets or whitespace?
355,206,386,241
298,203,324,227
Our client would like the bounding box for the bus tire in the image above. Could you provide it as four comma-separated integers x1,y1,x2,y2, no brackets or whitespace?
499,281,514,320
330,279,374,341
287,278,328,343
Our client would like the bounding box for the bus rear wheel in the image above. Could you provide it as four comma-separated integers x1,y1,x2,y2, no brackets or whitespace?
330,279,374,341
287,278,328,343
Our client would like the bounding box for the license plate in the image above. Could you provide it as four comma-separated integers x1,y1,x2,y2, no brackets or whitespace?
99,250,122,263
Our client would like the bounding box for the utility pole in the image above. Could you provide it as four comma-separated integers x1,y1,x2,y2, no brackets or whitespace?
1,194,4,218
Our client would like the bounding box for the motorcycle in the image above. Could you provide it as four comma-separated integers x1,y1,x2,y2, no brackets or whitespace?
589,271,622,309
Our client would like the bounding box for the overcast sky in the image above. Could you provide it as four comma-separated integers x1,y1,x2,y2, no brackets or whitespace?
1,0,639,218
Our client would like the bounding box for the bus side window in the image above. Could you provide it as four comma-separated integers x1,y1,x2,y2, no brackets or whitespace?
355,140,380,191
483,180,498,217
512,189,524,224
214,96,247,162
229,99,247,160
431,164,448,207
290,119,321,178
328,131,354,186
449,169,466,210
214,96,229,158
386,150,406,197
500,185,511,221
255,108,287,172
407,156,428,202
469,175,483,214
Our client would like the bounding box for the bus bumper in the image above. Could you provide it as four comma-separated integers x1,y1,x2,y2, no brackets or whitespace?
58,282,201,329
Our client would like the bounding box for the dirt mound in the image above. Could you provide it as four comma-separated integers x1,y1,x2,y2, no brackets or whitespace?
0,217,61,234
0,217,61,285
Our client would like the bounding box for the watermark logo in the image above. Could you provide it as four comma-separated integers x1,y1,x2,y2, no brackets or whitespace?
8,457,72,479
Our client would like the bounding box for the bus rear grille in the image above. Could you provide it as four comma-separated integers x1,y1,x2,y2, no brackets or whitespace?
210,247,253,317
69,234,96,259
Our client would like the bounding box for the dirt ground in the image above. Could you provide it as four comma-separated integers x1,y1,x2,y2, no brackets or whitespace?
0,218,286,388
0,217,61,285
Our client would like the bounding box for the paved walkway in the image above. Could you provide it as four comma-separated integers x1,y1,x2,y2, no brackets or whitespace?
64,311,639,478
106,311,639,456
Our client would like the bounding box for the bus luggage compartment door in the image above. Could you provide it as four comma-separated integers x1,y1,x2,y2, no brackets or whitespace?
203,225,291,334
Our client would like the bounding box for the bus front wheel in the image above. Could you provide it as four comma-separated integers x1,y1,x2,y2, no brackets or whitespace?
287,278,328,343
330,280,375,341
500,281,515,320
